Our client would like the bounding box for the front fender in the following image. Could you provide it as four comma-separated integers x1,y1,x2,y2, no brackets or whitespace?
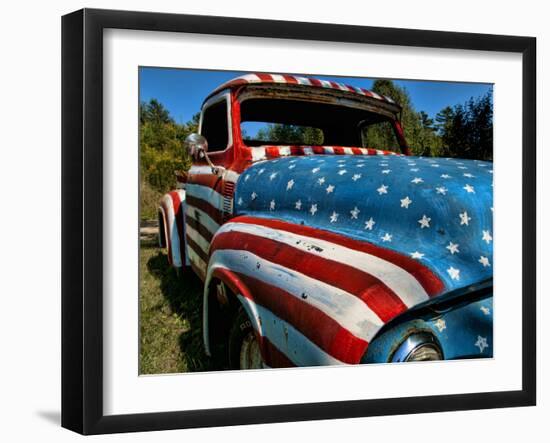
158,190,187,268
205,215,447,367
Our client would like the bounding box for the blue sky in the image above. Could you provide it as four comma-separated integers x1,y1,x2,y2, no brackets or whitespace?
139,67,492,125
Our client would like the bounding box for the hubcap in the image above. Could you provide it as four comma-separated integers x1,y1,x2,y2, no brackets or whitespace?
239,331,263,369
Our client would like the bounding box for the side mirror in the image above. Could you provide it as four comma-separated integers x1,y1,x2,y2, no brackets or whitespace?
185,133,208,160
184,133,225,176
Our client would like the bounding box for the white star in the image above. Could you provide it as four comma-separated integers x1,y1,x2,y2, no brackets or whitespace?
269,199,276,210
381,169,391,174
251,192,257,200
446,242,460,254
482,230,493,244
337,164,346,168
377,184,388,195
350,206,360,219
447,266,460,280
463,173,475,178
237,197,243,206
410,251,425,259
317,177,326,185
410,168,420,172
400,196,412,208
288,164,296,169
338,169,347,176
480,306,491,315
258,168,265,175
381,233,392,242
434,318,446,332
458,166,468,170
364,217,376,230
312,167,321,173
269,172,278,180
356,164,365,168
329,211,339,223
244,175,250,181
295,199,302,210
326,184,335,194
479,256,491,267
352,174,362,181
474,336,489,353
440,174,451,179
411,177,423,184
463,184,475,193
418,215,431,229
430,164,440,167
309,204,318,216
436,186,448,195
459,211,472,226
286,179,295,190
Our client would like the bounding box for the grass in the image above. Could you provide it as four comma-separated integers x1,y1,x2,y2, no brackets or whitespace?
139,239,215,374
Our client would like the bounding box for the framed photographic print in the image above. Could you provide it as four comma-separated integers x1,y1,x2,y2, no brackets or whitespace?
61,8,536,435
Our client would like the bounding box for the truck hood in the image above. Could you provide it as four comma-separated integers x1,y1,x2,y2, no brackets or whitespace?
234,154,493,292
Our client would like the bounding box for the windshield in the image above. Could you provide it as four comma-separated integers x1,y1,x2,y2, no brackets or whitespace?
239,97,402,152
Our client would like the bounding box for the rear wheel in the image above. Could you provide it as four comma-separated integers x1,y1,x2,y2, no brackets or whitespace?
228,308,263,370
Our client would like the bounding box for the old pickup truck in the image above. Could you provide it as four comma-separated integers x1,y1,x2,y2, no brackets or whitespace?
158,73,493,370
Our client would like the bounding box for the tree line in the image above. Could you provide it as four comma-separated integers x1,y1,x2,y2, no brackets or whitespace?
139,80,492,219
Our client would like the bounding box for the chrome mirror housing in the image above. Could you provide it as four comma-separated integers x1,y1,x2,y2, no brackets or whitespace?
185,133,208,160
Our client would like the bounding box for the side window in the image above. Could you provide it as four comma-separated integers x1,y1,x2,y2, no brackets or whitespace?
361,121,399,152
201,99,229,152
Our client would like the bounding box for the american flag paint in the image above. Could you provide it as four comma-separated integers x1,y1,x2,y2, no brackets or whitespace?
197,154,493,366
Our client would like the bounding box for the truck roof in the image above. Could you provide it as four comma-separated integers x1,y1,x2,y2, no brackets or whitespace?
206,73,400,108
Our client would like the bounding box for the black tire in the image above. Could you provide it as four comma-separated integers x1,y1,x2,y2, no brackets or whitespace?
228,308,262,370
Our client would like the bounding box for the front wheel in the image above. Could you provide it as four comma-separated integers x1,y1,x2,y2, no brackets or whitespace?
228,308,263,370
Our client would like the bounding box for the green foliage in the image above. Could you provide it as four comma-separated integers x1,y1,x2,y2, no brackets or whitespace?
436,93,493,160
256,124,324,145
140,99,198,220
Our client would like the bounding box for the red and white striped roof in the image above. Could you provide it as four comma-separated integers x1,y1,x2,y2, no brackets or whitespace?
209,73,398,106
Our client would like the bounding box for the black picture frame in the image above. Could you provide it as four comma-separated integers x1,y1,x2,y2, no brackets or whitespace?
62,8,536,435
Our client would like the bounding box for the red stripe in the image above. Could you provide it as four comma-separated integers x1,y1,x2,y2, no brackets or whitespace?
186,234,209,263
282,75,298,84
212,231,407,322
255,73,273,82
237,272,368,363
158,204,173,266
189,173,224,190
333,146,345,154
259,335,295,368
264,146,281,158
185,196,224,225
361,88,374,98
186,216,213,242
309,78,323,87
329,81,342,89
230,216,444,297
351,147,364,155
168,192,186,268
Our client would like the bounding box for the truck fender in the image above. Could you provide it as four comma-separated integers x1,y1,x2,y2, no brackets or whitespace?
158,190,188,268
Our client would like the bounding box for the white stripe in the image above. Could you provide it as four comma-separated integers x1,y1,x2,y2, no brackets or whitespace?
189,165,214,175
224,170,240,183
186,183,224,209
185,205,220,235
343,147,354,155
208,249,383,342
376,149,385,155
251,147,267,162
384,95,395,103
302,146,314,155
319,79,333,88
324,146,334,154
277,146,291,156
237,295,344,366
187,245,206,274
370,91,383,100
161,194,182,267
270,74,286,83
296,76,312,86
219,222,430,307
185,223,210,254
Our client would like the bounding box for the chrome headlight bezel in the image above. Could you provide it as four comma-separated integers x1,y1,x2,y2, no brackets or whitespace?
391,332,443,362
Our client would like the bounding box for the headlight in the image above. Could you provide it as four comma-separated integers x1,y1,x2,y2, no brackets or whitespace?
391,332,443,362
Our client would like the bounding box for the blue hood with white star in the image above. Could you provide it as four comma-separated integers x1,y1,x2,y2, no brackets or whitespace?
234,154,493,292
